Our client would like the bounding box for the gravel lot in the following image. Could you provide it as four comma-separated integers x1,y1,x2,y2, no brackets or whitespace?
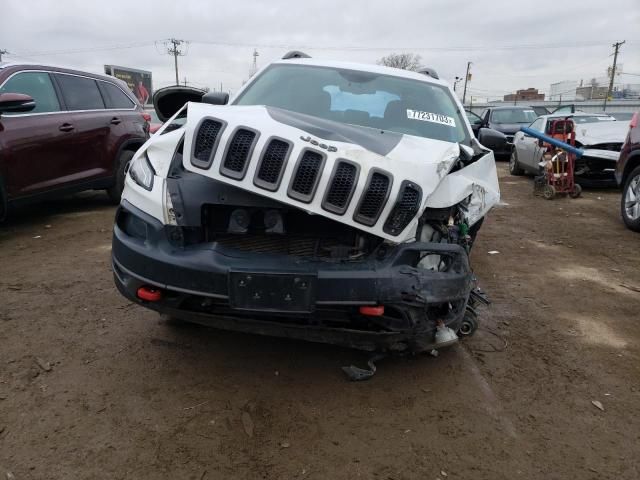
1,164,639,480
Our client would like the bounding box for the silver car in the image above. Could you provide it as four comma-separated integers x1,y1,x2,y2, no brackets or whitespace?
509,113,628,186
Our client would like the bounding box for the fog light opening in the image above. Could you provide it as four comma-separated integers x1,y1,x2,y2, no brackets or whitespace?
137,285,163,302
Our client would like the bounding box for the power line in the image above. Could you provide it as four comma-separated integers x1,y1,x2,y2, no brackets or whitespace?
9,41,155,57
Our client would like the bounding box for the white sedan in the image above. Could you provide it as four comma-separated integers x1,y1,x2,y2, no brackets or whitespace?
509,113,628,186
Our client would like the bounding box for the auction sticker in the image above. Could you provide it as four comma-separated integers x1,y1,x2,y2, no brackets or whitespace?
406,109,456,127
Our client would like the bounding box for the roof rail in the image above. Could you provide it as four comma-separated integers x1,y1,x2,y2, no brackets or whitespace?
282,51,311,60
416,67,439,80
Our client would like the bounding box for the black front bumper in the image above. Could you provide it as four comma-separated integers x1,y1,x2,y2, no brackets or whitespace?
112,201,473,352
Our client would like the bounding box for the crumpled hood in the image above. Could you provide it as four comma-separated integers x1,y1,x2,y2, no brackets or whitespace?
575,121,628,146
181,102,499,242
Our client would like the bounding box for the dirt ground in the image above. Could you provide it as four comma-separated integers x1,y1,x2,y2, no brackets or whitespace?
1,163,639,480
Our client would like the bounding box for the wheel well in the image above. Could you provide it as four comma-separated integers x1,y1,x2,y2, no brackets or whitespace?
622,152,640,184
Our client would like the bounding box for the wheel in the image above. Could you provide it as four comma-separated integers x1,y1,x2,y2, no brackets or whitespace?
458,307,478,337
542,184,556,200
509,149,524,176
621,165,640,232
569,183,582,198
106,150,135,204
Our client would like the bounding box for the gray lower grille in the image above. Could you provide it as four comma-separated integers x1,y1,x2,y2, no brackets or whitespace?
220,128,257,179
323,161,358,215
192,119,224,168
254,138,291,190
215,233,316,256
383,181,422,235
288,150,325,203
354,171,392,226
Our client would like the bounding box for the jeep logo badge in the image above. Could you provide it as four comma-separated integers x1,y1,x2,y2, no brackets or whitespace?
300,135,337,152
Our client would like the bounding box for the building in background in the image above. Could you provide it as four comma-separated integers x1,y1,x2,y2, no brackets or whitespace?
576,83,609,100
104,65,153,105
503,88,545,102
549,80,578,101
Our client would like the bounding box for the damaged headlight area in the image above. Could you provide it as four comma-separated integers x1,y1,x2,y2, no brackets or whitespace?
128,152,155,191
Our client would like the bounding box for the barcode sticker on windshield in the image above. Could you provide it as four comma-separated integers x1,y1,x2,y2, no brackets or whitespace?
406,109,456,127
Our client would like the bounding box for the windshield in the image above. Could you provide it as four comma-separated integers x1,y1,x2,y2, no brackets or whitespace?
491,108,538,124
234,64,470,144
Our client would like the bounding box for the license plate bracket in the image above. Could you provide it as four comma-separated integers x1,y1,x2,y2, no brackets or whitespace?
229,272,316,313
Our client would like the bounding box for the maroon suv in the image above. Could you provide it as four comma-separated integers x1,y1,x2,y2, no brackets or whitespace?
615,112,640,232
0,63,150,220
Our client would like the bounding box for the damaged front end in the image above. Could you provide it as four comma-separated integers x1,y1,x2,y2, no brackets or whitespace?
113,63,500,355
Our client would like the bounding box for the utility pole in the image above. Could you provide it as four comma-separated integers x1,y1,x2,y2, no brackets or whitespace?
604,40,625,111
0,49,8,62
249,48,259,77
453,76,462,93
462,62,472,105
166,38,187,86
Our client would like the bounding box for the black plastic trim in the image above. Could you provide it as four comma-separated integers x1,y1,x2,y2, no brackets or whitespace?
286,148,327,203
353,168,393,226
321,159,360,215
190,117,227,169
218,126,260,180
252,136,293,191
383,180,423,236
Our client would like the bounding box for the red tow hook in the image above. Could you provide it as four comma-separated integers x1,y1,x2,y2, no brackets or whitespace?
359,305,385,316
137,285,163,302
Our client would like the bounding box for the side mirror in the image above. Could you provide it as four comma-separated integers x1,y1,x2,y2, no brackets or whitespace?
478,127,508,152
202,92,229,106
0,93,35,116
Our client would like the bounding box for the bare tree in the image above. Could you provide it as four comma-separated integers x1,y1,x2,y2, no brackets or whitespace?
377,53,422,71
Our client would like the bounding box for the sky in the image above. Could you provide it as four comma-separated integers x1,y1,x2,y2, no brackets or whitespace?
2,0,639,101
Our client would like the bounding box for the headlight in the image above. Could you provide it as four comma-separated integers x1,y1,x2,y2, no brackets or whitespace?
129,152,155,191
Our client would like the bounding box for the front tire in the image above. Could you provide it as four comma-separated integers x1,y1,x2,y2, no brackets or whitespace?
621,165,640,232
509,149,524,176
106,150,135,204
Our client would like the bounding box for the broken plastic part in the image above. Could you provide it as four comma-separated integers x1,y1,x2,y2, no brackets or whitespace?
434,323,458,348
342,354,386,381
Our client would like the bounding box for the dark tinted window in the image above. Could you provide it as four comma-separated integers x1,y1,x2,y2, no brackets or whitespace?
0,71,60,113
100,81,134,109
490,108,537,124
56,74,105,110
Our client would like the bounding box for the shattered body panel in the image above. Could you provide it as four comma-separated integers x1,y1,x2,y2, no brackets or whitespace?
113,57,500,353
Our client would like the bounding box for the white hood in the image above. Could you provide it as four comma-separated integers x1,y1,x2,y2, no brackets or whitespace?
181,102,499,243
576,121,628,146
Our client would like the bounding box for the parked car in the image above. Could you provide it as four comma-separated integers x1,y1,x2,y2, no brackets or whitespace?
509,112,628,186
477,105,539,156
144,108,163,134
615,112,640,231
112,54,503,355
0,62,150,221
611,112,635,122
